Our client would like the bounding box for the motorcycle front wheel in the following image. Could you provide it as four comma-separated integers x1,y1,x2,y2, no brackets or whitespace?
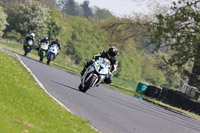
23,45,31,56
47,53,54,65
80,75,97,93
39,52,44,62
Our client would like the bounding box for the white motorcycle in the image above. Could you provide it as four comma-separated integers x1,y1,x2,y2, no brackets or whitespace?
79,57,111,93
46,44,59,65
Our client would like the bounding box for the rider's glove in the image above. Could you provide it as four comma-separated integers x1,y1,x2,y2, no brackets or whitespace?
108,72,112,77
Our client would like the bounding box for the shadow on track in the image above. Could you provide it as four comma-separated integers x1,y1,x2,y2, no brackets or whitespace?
51,80,104,100
51,80,80,92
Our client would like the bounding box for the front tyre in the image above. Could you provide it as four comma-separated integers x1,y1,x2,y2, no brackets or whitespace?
78,84,83,91
39,52,44,62
80,75,97,93
24,46,31,56
47,53,54,65
24,51,28,56
24,47,28,56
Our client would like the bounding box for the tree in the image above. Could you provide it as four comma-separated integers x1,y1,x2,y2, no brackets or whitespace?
5,30,21,41
1,0,57,7
116,42,142,82
0,7,8,38
35,0,57,7
153,0,200,89
58,0,84,16
47,9,62,41
93,7,113,21
0,0,6,6
100,15,154,49
5,0,50,39
81,1,93,18
65,17,105,64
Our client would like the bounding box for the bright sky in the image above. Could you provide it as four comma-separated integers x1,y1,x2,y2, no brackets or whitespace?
74,0,176,17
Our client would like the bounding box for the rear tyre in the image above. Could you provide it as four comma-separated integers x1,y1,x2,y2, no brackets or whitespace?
80,75,97,93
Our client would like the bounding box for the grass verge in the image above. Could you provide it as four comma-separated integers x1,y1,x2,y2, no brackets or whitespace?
0,51,98,133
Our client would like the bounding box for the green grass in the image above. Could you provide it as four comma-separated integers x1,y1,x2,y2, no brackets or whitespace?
0,51,98,133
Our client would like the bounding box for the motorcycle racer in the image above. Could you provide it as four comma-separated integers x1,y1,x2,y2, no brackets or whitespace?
80,46,118,84
49,38,62,50
46,38,62,65
24,33,35,50
39,36,49,46
23,33,35,56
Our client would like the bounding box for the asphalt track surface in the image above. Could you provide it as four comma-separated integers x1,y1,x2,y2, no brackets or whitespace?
20,55,200,133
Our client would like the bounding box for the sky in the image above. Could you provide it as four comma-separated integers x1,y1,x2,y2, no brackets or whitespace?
74,0,176,17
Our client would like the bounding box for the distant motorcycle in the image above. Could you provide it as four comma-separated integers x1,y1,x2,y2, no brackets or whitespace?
79,57,111,93
38,42,49,62
46,44,58,65
24,40,33,56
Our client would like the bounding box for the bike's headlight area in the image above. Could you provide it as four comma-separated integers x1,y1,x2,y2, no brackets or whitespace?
94,63,100,71
94,63,107,74
95,62,103,72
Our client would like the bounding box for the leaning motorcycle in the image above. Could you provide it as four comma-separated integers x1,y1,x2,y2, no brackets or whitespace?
79,57,111,93
24,40,33,56
46,44,58,65
38,42,49,62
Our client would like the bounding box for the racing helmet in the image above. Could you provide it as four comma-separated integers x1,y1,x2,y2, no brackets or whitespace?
30,33,35,39
44,36,48,41
56,38,60,43
108,46,118,57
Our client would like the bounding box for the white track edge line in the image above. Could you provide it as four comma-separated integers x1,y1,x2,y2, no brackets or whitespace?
15,54,73,113
14,53,100,132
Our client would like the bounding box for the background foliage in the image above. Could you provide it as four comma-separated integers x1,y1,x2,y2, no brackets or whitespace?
0,7,7,38
0,0,186,89
4,0,49,39
153,0,200,89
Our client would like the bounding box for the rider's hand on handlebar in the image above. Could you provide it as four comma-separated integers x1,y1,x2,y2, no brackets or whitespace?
108,72,112,76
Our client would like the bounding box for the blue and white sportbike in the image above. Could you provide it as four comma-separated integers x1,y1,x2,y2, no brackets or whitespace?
79,57,111,93
46,44,58,65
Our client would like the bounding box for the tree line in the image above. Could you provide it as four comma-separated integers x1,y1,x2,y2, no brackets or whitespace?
1,0,199,90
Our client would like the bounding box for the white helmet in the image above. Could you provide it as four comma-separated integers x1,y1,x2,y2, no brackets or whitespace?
30,33,35,38
44,36,48,40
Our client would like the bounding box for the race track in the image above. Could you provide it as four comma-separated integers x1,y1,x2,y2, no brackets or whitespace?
20,55,200,133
